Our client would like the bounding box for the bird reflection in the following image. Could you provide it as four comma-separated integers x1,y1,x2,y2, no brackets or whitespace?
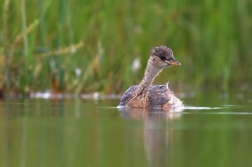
119,107,182,119
119,107,183,166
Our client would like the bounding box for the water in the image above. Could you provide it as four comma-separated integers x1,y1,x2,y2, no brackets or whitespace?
0,91,252,167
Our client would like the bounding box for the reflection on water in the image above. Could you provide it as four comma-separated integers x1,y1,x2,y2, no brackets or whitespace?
120,107,181,166
119,107,182,119
0,92,252,167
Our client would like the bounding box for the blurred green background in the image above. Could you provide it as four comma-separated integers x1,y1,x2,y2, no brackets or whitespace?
1,0,252,95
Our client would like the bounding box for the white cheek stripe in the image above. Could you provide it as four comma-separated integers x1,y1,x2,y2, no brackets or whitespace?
165,60,170,64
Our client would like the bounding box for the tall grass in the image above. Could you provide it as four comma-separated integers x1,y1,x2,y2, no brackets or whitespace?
0,0,252,94
2,0,10,93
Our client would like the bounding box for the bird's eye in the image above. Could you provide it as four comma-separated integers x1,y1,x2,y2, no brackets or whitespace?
160,56,166,61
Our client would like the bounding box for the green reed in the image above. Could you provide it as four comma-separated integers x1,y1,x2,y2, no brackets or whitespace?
2,0,10,92
0,0,251,94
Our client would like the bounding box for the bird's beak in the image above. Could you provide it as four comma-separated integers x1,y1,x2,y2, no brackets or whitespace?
165,57,181,66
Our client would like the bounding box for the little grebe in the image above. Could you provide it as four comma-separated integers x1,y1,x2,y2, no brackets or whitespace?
118,46,183,109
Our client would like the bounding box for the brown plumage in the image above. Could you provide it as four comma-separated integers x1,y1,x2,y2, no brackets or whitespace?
118,46,183,109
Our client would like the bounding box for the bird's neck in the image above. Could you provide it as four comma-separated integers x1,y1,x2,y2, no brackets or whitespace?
136,59,162,98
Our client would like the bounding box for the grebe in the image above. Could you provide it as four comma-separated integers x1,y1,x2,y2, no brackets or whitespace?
118,46,183,109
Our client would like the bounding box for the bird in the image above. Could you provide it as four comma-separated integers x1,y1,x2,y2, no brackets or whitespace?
118,46,183,109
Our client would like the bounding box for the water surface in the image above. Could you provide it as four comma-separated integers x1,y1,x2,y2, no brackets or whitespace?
0,91,252,167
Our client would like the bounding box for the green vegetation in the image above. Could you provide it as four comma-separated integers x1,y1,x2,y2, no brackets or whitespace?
1,0,252,94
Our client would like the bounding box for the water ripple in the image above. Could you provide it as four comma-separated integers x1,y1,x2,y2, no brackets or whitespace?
182,106,224,110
